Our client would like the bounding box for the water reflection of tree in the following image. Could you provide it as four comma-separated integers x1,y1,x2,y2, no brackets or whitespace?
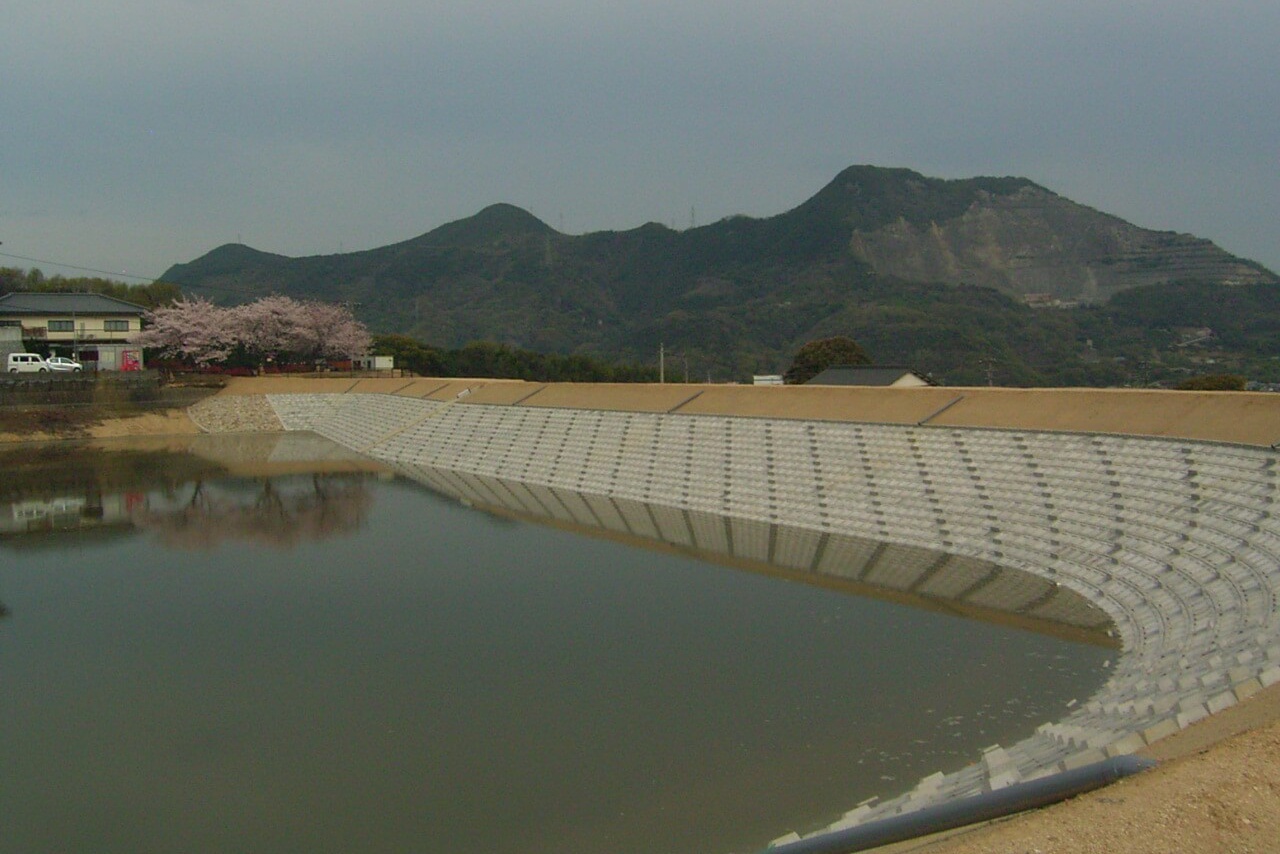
0,445,225,507
132,474,374,550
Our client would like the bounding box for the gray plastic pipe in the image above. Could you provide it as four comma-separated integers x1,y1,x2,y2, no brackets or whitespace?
761,754,1156,854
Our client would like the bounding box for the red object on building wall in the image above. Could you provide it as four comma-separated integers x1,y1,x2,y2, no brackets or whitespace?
121,350,141,371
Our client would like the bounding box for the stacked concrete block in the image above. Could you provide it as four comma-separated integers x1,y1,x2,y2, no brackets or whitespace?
814,533,884,581
648,503,694,547
769,525,824,572
862,544,943,590
549,487,603,530
607,495,658,540
268,392,420,451
688,509,732,554
579,493,629,535
964,567,1056,612
729,517,773,562
266,392,346,432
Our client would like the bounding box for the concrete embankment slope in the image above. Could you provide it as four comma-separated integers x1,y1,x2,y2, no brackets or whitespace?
199,377,1280,842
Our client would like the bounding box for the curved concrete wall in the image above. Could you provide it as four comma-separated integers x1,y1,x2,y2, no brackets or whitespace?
197,385,1280,838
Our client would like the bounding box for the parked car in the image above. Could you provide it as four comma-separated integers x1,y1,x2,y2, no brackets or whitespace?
6,353,49,373
46,356,83,372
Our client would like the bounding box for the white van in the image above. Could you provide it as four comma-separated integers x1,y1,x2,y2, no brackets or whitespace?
7,353,49,373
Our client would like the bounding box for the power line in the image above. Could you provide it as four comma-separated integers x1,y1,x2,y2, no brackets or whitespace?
0,249,280,303
0,250,163,283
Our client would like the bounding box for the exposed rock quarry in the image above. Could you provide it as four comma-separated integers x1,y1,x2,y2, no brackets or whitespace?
847,185,1272,303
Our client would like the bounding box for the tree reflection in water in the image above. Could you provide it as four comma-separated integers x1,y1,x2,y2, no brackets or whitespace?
132,474,374,550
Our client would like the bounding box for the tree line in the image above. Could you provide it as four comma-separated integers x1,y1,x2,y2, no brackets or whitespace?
373,335,659,383
9,266,1255,388
0,267,181,307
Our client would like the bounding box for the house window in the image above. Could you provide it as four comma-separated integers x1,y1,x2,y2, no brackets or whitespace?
48,320,74,332
104,320,130,332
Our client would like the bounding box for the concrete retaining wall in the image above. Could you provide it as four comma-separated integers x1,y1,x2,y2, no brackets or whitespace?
196,382,1280,839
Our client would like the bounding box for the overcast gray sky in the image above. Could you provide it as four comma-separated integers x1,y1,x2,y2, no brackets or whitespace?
3,1,1277,282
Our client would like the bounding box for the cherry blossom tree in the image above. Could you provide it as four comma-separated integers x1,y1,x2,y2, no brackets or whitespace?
230,296,371,366
133,294,371,369
131,296,236,366
297,299,372,362
229,295,306,366
132,474,374,550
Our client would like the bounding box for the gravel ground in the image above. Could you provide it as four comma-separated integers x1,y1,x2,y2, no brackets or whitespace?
187,393,284,432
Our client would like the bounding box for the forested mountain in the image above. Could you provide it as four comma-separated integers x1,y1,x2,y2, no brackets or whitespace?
159,166,1279,386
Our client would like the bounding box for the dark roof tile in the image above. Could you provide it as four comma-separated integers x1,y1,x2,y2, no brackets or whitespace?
806,365,935,386
0,292,146,316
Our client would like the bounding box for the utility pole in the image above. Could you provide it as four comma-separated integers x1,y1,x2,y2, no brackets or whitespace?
659,343,665,384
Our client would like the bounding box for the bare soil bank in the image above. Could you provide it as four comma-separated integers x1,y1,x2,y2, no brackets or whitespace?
0,405,201,443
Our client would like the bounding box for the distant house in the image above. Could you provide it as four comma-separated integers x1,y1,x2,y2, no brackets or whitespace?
1023,293,1081,310
353,355,396,371
0,292,147,371
805,365,935,387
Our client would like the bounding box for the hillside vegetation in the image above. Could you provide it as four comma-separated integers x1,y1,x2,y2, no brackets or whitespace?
158,165,1278,386
1,268,180,307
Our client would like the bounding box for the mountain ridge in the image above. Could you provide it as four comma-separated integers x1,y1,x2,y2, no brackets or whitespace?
393,202,557,251
159,165,1278,384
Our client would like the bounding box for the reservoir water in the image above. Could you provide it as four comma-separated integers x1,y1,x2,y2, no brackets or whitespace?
0,436,1114,854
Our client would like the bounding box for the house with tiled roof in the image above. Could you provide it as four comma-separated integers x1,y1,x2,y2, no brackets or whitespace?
0,292,146,371
805,364,935,387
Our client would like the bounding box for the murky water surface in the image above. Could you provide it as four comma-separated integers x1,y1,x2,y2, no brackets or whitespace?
0,437,1113,854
